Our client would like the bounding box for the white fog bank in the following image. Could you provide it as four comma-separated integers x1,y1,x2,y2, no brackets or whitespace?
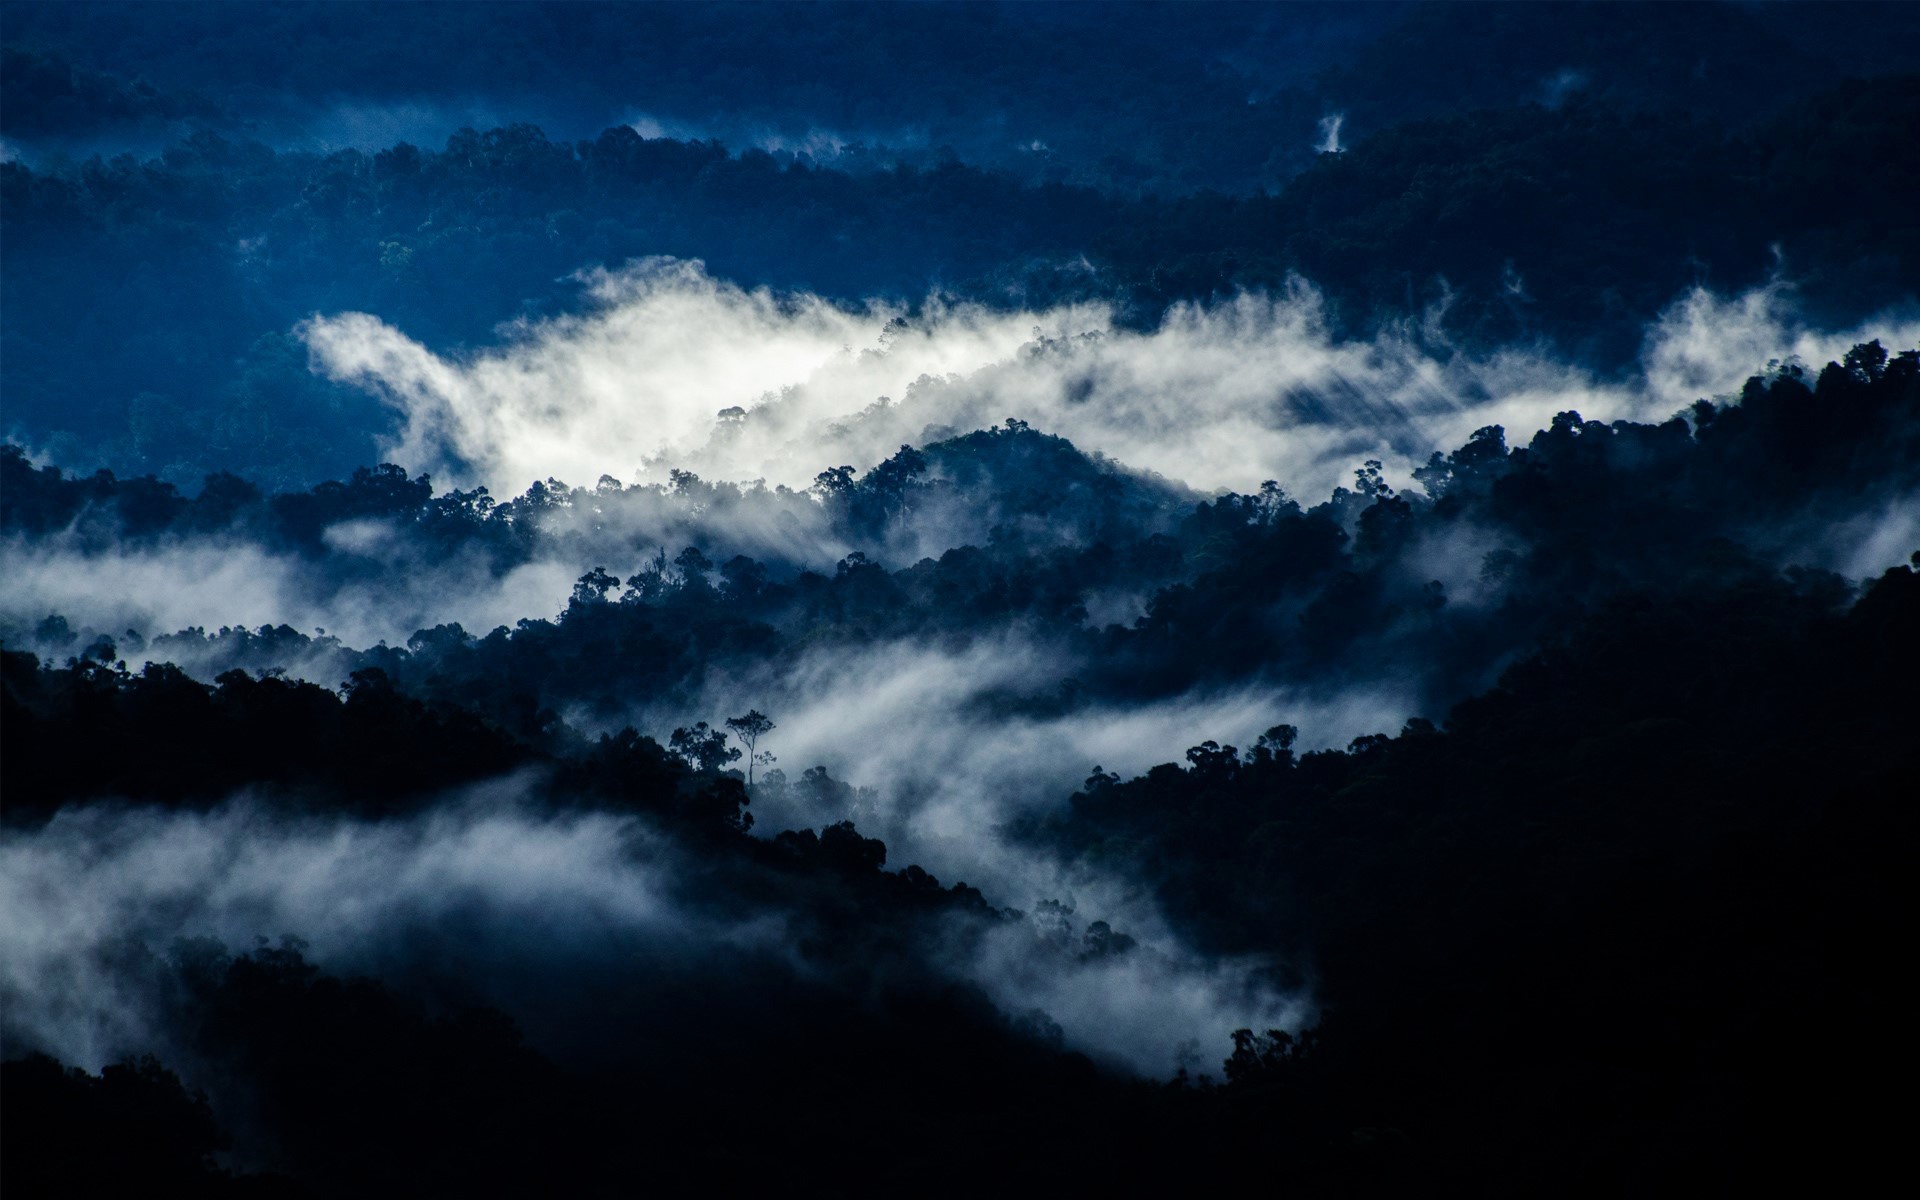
303,260,1920,502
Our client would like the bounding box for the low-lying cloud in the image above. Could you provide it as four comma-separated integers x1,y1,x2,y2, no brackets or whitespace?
675,632,1406,882
1643,279,1920,406
0,782,690,1070
1,785,1300,1079
303,260,1920,506
0,532,579,651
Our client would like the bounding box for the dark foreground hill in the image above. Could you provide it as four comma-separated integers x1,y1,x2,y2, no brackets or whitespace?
5,555,1915,1194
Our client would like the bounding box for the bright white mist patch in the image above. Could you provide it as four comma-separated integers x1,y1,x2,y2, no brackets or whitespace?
303,258,1066,493
298,260,1633,500
1643,281,1920,405
305,261,1918,506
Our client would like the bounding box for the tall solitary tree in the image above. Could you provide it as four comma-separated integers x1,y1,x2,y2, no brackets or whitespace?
725,710,776,787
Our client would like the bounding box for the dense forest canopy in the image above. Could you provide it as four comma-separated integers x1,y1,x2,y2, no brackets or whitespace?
3,2,1918,1194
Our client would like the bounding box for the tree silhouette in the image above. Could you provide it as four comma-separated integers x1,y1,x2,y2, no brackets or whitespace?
726,709,776,787
667,722,738,774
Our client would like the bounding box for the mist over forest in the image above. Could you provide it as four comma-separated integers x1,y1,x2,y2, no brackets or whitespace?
3,2,1917,1194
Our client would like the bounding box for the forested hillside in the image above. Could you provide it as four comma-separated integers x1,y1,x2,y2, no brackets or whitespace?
4,3,1917,1195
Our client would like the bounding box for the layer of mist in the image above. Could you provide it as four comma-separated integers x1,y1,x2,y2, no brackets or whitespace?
0,789,1301,1079
305,260,1920,500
